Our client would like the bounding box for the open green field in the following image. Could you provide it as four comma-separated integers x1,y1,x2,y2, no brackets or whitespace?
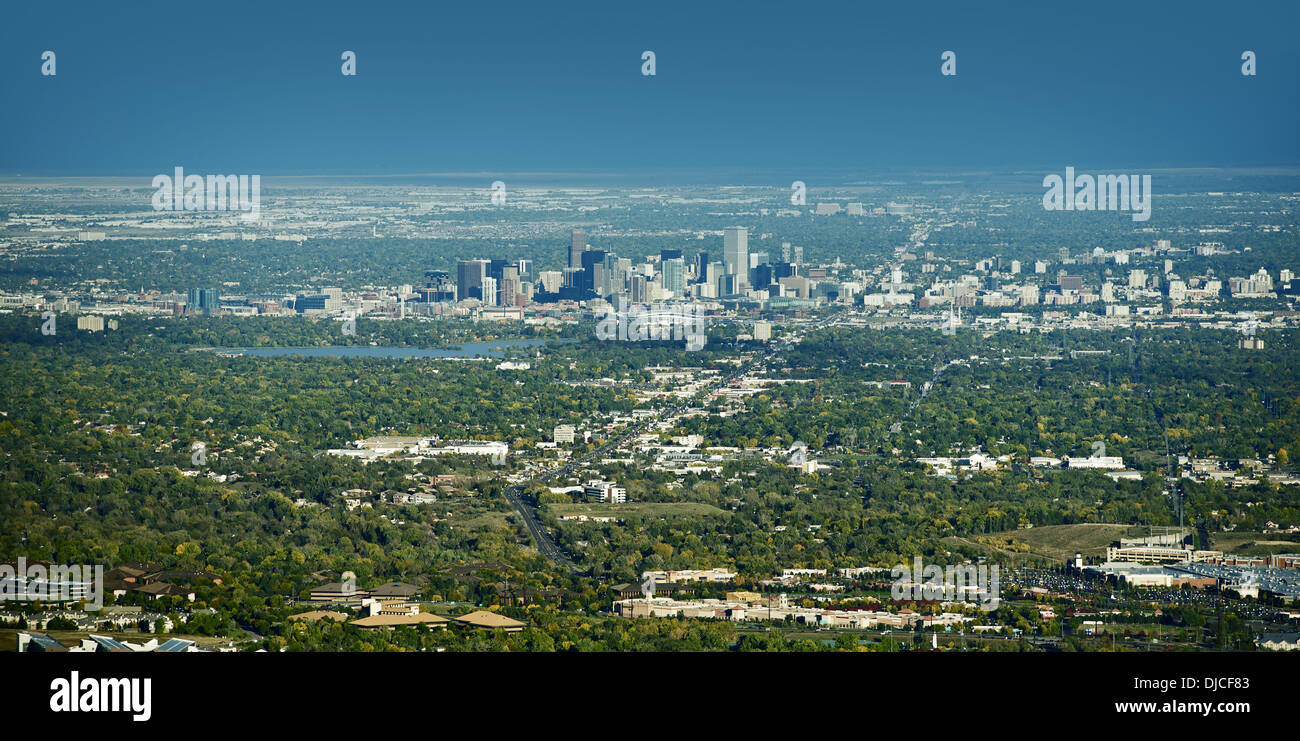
1208,531,1300,555
544,502,729,521
459,510,514,531
944,523,1147,564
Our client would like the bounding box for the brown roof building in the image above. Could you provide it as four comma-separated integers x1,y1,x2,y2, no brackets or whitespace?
351,612,449,630
452,610,526,632
288,610,349,623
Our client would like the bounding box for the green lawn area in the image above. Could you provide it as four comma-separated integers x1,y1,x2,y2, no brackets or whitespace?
945,523,1146,564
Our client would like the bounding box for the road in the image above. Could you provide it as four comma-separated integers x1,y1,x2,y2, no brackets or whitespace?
889,357,963,436
500,308,848,572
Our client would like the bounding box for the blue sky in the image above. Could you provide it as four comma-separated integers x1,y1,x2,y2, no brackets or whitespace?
2,0,1297,177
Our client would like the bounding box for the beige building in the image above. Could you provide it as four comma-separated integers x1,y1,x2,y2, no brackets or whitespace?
452,610,526,633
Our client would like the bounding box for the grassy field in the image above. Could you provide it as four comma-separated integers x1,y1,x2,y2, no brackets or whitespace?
944,523,1146,564
545,502,729,521
1207,531,1300,555
459,510,514,531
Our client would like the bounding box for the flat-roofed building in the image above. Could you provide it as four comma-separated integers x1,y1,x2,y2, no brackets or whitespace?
1104,545,1223,564
641,568,736,583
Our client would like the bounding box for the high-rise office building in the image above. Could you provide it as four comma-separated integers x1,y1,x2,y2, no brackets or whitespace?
706,261,724,288
695,251,710,284
630,274,648,303
591,263,609,298
500,266,520,307
488,258,511,283
293,290,340,313
611,257,631,297
662,257,686,298
661,248,683,262
723,227,749,291
188,288,220,314
580,249,607,294
537,270,562,294
570,229,587,269
457,259,488,301
421,270,456,303
480,276,498,307
559,267,585,300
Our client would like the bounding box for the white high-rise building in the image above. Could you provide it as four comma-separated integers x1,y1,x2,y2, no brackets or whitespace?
538,270,562,294
662,257,686,298
723,227,749,291
1168,280,1187,303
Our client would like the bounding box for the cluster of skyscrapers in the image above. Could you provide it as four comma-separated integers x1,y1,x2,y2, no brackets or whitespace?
454,258,532,306
443,227,804,307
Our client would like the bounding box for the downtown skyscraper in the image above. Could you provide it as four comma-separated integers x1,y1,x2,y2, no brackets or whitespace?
570,229,587,269
457,259,488,301
662,257,686,299
723,226,749,292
